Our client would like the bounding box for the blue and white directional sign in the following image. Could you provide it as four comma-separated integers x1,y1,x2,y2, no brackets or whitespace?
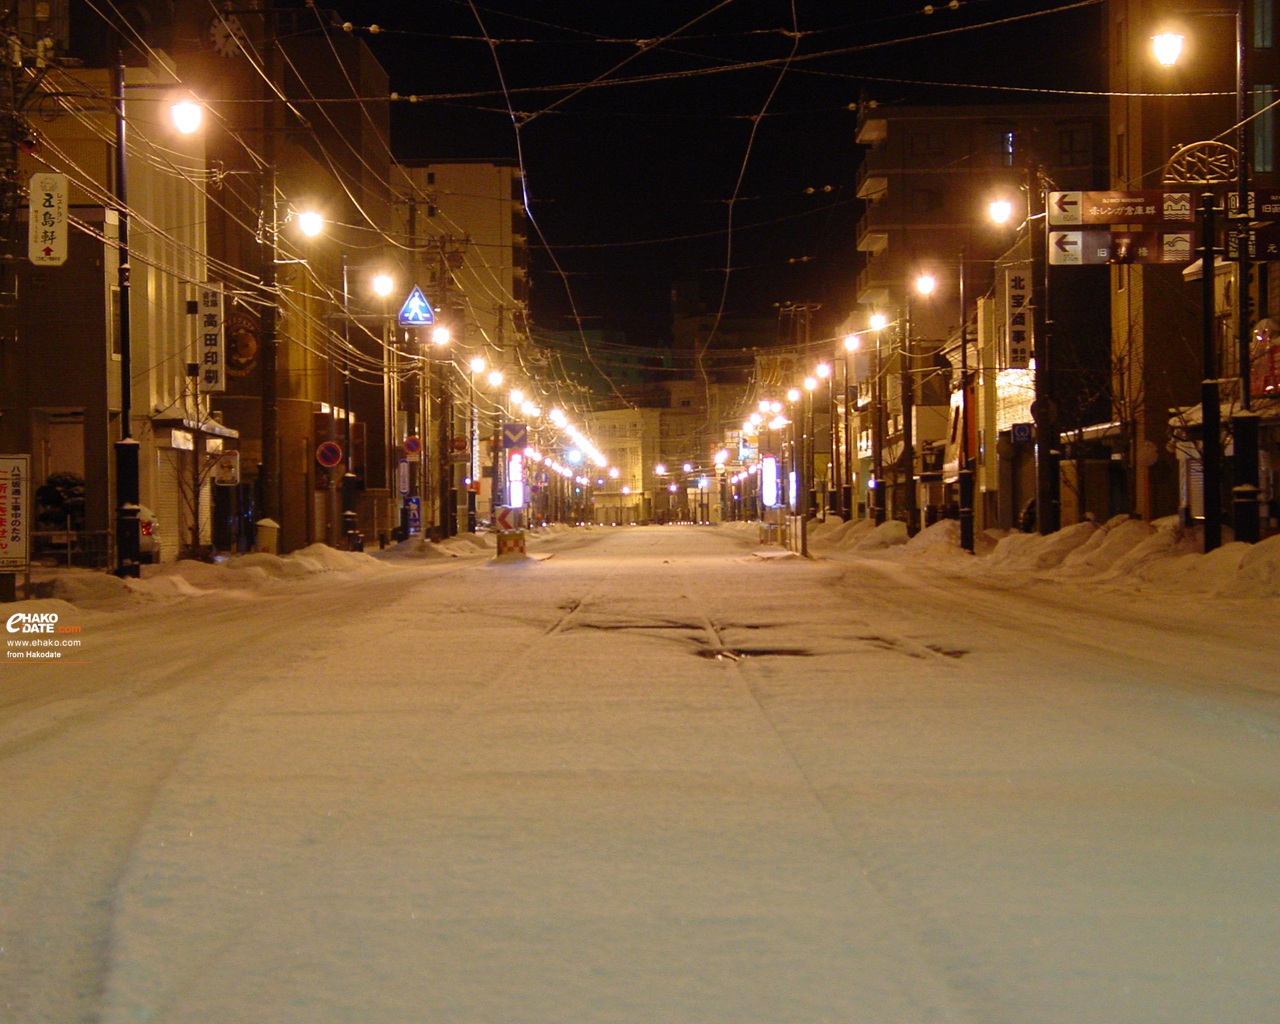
398,285,435,328
502,423,528,450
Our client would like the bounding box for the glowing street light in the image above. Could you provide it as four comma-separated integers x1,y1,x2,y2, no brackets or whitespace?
988,198,1014,225
170,100,202,135
296,210,324,238
1152,31,1184,67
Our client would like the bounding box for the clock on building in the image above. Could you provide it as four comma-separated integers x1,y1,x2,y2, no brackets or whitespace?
208,12,248,58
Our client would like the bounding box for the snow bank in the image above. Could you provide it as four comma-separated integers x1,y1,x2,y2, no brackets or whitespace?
854,520,908,550
987,520,1096,570
26,543,406,612
815,509,1280,600
1060,517,1153,573
1218,533,1280,597
51,571,134,609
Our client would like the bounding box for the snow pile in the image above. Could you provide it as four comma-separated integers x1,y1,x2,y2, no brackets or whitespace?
817,512,1280,599
51,571,134,608
149,558,272,590
1059,516,1155,573
986,520,1096,570
814,517,872,548
287,543,391,574
1218,533,1280,597
903,519,965,559
853,519,908,550
226,552,326,579
375,534,494,561
35,543,401,611
373,537,455,560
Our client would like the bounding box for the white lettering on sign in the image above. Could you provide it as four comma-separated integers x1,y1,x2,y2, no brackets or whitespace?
1003,265,1033,370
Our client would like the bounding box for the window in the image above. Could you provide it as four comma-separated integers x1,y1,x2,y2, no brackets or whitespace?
1254,85,1276,173
984,126,1015,167
911,130,942,155
911,188,945,213
1059,126,1093,167
1255,0,1274,48
110,287,122,357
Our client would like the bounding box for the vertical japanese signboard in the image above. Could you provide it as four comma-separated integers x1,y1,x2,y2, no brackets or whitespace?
1003,264,1033,370
0,456,31,571
197,284,225,393
28,173,68,266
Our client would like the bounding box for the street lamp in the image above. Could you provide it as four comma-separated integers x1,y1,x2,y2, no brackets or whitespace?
1153,6,1259,547
840,333,861,517
170,99,203,135
918,263,971,550
868,314,888,524
991,179,1059,535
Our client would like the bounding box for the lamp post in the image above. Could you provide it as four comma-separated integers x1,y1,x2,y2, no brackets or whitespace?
1199,192,1225,551
841,333,860,518
815,361,832,518
467,356,486,532
917,264,972,550
803,373,819,519
869,314,888,524
1016,174,1060,535
1154,7,1257,547
109,54,140,577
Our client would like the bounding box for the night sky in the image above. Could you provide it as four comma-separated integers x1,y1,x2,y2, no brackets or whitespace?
337,1,1106,344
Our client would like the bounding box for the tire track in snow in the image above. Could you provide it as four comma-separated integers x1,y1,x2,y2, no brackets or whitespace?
666,557,988,1024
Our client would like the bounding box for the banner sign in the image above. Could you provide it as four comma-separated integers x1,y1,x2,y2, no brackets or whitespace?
197,285,225,393
28,173,68,266
0,455,31,570
1003,264,1033,370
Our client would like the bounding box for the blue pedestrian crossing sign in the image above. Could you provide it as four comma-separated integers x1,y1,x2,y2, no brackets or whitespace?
398,285,435,328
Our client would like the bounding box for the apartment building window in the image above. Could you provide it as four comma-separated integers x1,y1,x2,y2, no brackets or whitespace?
1255,0,1274,48
1058,126,1093,167
911,188,945,212
980,126,1015,167
911,130,942,155
1254,85,1276,173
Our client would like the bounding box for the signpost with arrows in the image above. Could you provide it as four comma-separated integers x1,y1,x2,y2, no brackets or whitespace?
1048,191,1196,267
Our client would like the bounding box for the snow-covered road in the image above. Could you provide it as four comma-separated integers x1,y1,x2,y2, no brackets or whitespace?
3,524,1278,1023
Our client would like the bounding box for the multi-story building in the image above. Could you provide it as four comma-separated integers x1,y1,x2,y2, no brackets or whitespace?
1108,0,1280,533
2,52,230,565
852,98,1110,528
392,159,529,534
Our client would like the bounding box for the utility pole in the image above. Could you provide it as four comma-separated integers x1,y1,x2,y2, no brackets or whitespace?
1199,193,1223,552
957,250,974,552
1230,0,1261,544
111,53,140,577
257,9,280,534
900,312,917,537
1029,168,1060,535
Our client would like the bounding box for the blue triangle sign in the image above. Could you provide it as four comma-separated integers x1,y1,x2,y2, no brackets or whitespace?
398,285,435,327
